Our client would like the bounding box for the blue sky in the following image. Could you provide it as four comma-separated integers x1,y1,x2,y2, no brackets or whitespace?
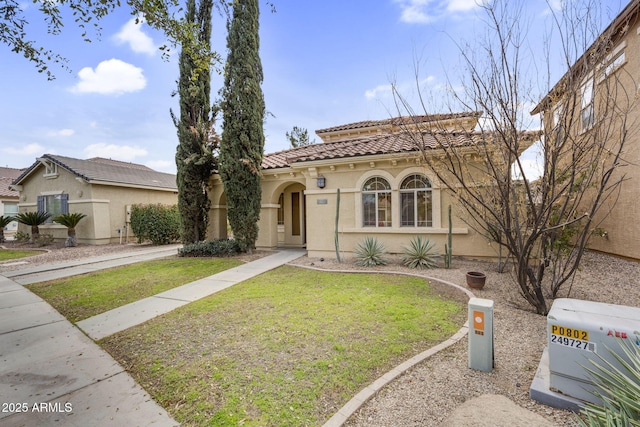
0,0,628,174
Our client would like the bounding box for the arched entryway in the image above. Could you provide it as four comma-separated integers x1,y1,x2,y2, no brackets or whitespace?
274,182,306,248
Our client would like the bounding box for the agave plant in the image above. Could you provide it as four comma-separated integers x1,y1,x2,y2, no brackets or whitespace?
53,213,87,247
0,215,15,243
401,236,440,269
15,211,53,242
354,236,387,267
576,340,640,426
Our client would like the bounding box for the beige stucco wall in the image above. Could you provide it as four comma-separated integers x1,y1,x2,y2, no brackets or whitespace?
208,153,502,261
538,14,640,260
16,165,178,245
586,20,640,260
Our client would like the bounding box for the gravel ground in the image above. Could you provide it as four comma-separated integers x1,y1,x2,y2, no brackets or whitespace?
289,252,640,427
0,241,173,273
2,243,639,425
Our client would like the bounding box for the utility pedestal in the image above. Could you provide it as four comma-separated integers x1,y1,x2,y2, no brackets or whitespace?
468,298,494,372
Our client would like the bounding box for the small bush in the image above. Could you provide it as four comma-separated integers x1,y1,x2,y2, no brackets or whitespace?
14,231,30,243
130,204,180,245
401,236,440,269
36,234,54,247
354,236,387,267
178,239,242,257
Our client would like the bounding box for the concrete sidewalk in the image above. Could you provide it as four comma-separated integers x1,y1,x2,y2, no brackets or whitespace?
0,246,304,426
0,274,178,427
77,249,307,340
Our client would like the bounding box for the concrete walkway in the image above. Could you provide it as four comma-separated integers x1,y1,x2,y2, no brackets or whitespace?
77,249,307,340
0,246,304,427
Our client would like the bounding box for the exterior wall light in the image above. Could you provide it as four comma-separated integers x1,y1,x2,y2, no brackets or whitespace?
317,176,326,188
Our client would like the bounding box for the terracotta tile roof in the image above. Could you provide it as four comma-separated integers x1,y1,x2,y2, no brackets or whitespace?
263,131,489,170
0,167,25,199
315,112,483,134
13,154,177,191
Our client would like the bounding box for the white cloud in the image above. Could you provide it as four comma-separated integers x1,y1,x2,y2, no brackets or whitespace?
365,84,393,100
71,59,146,95
446,0,480,12
146,160,175,173
83,143,148,161
47,129,75,137
114,17,157,55
2,143,46,156
395,0,434,23
395,0,482,23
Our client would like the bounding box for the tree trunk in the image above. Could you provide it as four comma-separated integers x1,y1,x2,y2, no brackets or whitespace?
31,225,39,243
66,227,77,247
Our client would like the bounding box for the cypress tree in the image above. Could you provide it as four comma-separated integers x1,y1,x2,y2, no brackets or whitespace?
173,0,216,244
219,0,264,253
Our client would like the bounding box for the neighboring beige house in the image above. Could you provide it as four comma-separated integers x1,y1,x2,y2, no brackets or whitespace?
11,155,178,245
1,167,24,239
207,112,539,260
532,0,640,261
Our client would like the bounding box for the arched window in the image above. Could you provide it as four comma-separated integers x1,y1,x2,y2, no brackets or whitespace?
400,174,432,227
362,177,391,227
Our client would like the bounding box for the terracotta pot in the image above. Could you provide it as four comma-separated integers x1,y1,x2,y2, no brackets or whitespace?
466,271,486,289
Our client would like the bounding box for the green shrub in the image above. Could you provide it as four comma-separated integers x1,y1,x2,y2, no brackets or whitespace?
178,239,242,257
577,340,640,426
354,236,387,267
130,204,180,245
14,231,30,243
36,234,54,247
401,236,440,269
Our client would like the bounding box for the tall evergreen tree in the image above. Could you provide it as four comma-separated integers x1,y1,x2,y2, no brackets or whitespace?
173,0,216,244
219,0,265,253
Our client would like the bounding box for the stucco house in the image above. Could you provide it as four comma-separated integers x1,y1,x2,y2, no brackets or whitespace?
532,0,640,261
10,155,178,245
1,166,24,239
207,112,540,260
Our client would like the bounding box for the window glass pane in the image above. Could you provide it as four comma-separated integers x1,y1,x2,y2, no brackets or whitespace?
401,174,431,190
4,203,18,215
277,193,284,225
44,195,65,223
401,192,414,226
363,193,376,226
378,192,391,227
417,191,432,227
581,79,593,107
362,177,391,227
400,175,432,227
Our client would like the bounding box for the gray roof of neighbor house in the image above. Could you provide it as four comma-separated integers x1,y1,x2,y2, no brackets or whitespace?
12,154,177,191
0,167,25,199
262,129,541,170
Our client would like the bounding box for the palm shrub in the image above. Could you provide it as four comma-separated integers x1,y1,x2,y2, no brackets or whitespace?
0,215,15,243
15,211,52,243
401,236,440,269
577,340,640,426
53,213,87,247
354,236,387,267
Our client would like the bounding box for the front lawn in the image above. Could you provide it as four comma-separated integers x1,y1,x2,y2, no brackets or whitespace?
0,249,43,262
26,257,243,322
100,266,466,426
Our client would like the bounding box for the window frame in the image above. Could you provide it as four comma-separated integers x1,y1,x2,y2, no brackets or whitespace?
400,174,433,227
38,193,69,223
362,176,392,228
580,77,594,132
